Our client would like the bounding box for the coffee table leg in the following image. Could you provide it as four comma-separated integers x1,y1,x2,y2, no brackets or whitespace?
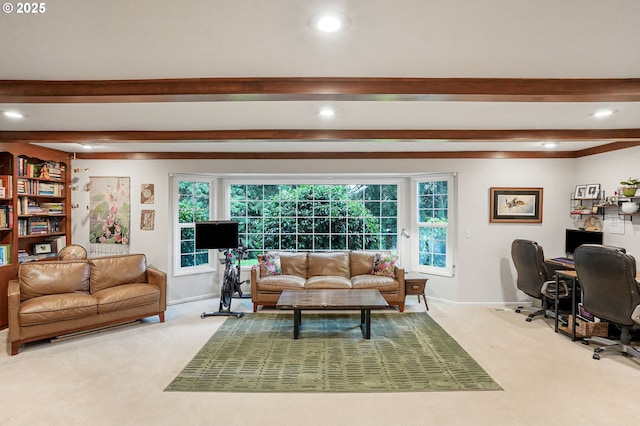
294,309,301,339
360,309,372,339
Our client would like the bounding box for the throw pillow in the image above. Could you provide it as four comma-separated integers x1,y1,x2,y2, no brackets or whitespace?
371,253,398,277
258,253,282,277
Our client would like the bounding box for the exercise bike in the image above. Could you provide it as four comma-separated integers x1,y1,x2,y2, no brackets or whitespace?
201,240,249,319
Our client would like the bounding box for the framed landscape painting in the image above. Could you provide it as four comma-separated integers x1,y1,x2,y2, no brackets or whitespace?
489,187,543,223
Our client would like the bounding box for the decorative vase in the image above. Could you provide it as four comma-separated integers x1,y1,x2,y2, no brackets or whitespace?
622,187,637,197
621,201,640,214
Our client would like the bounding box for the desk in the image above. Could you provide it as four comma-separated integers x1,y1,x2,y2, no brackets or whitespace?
552,267,640,340
554,270,580,340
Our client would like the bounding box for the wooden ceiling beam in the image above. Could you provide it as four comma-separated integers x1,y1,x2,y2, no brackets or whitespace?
72,151,579,160
1,77,640,103
2,129,640,143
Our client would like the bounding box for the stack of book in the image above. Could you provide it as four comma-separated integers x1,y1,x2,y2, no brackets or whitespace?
18,197,45,215
28,217,48,235
40,202,64,214
43,162,63,180
38,182,64,196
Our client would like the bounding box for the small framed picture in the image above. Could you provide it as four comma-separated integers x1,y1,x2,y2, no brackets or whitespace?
574,185,587,199
585,184,600,199
33,242,52,254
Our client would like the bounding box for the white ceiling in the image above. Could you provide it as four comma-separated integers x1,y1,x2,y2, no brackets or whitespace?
1,0,639,154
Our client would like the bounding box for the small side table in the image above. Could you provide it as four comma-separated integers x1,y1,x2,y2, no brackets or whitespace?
405,273,429,311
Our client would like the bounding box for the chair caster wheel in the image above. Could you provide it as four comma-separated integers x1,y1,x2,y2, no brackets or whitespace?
582,340,589,345
525,317,532,322
593,353,600,360
515,308,521,313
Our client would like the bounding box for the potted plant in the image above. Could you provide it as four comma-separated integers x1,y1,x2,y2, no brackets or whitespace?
620,178,640,197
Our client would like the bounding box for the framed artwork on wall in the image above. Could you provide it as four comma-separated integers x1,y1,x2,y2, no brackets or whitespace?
489,187,543,223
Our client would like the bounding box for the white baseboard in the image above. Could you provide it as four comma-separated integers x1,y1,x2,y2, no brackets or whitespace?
167,293,216,306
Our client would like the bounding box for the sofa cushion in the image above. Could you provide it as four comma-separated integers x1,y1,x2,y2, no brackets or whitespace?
372,253,398,277
93,283,160,313
351,274,399,292
305,276,352,289
19,261,90,302
270,251,308,277
350,251,389,277
19,293,97,326
256,274,306,291
258,253,282,277
308,252,350,278
89,254,148,293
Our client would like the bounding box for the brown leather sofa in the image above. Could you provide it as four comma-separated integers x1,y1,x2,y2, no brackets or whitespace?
251,250,405,312
8,254,166,355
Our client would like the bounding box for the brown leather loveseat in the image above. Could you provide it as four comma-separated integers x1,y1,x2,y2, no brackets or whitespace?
8,254,166,355
251,250,405,312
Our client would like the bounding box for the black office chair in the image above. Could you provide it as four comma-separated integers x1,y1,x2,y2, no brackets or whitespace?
511,239,570,322
574,244,640,360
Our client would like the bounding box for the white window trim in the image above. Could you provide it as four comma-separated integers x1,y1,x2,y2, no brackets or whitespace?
410,173,456,277
171,174,217,277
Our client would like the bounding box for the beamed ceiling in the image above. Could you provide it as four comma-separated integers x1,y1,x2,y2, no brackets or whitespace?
1,1,639,160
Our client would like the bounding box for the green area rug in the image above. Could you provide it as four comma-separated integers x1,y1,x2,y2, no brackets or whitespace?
165,312,502,393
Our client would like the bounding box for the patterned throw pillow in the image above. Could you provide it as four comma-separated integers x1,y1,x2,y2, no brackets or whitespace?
371,253,398,277
258,253,282,277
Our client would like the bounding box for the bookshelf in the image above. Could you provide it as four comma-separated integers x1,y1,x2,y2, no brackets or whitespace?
0,144,71,329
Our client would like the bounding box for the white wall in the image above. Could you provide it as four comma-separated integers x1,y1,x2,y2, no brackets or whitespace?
575,146,640,256
70,154,594,306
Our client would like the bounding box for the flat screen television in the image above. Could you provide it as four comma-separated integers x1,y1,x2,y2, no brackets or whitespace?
195,220,239,250
565,228,603,256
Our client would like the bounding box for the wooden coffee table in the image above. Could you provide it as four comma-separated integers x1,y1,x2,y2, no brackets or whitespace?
276,289,389,339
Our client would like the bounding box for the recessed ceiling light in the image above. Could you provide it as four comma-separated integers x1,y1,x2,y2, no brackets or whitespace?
309,12,350,33
318,107,336,118
80,143,95,150
3,110,24,120
542,142,557,149
591,109,615,118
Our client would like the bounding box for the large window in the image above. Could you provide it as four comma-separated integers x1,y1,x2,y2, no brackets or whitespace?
171,174,455,277
414,174,454,276
173,176,213,274
229,183,399,263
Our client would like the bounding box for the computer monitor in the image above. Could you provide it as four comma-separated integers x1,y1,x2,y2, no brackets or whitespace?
195,220,239,250
565,228,603,256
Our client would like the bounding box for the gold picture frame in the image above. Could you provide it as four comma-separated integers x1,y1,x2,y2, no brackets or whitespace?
489,187,543,223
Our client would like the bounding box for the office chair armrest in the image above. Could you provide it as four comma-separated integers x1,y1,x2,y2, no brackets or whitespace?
541,279,570,298
632,305,640,325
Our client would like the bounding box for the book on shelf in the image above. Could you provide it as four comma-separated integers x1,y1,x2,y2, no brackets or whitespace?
27,217,48,234
0,175,12,198
0,204,13,229
49,235,66,254
0,244,10,266
18,196,46,215
40,202,64,214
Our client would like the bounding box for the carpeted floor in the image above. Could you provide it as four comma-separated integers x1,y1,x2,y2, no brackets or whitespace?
166,312,502,393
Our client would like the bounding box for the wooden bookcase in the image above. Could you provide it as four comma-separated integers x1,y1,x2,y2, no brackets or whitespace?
0,144,71,329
